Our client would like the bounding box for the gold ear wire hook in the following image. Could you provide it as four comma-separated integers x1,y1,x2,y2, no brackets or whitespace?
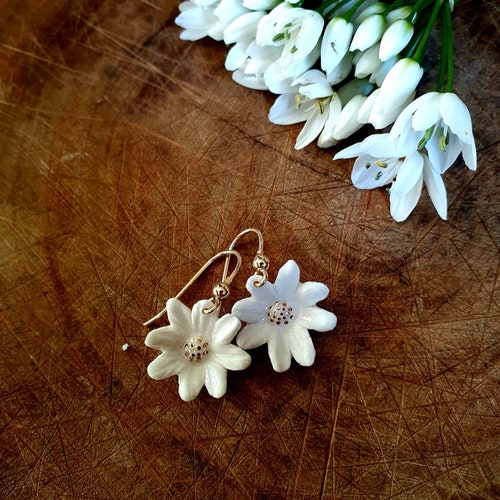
143,249,242,327
222,228,269,287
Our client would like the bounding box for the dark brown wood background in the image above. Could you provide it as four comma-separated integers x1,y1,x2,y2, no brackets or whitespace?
1,0,498,498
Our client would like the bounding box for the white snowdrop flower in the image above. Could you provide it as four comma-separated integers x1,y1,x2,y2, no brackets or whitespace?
256,3,323,79
390,92,476,173
335,134,448,221
354,2,386,23
350,14,386,52
268,69,334,149
368,55,398,86
321,78,375,144
354,43,382,78
233,260,337,372
326,51,354,85
145,299,251,401
176,0,248,41
368,58,423,129
224,11,266,71
379,19,414,61
386,5,413,23
232,42,282,90
175,1,219,41
321,17,354,77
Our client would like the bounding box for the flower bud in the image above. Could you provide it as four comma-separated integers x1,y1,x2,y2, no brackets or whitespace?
350,14,386,52
379,19,414,61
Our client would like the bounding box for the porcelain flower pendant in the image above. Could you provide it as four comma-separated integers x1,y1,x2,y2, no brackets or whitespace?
232,260,337,372
145,298,251,401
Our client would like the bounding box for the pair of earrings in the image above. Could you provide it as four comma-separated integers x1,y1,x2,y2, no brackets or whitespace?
144,229,337,402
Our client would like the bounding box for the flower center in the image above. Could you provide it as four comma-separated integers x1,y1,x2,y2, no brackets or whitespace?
184,336,209,362
267,301,294,326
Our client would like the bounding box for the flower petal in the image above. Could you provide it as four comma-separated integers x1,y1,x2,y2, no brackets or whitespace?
214,344,252,371
178,367,205,402
391,152,423,195
299,306,337,331
289,324,315,366
351,155,401,189
269,93,307,125
145,325,185,350
147,352,185,380
296,281,329,306
274,260,300,298
191,299,218,335
295,109,328,149
411,93,442,131
166,298,192,333
236,322,273,349
268,332,291,372
423,155,447,219
212,313,241,345
440,92,474,144
390,172,424,222
232,296,268,323
204,363,227,398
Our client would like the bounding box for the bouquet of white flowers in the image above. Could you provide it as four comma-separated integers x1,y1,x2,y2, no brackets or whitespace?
175,0,476,221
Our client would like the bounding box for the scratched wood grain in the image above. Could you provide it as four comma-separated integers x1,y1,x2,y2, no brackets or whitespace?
0,0,498,498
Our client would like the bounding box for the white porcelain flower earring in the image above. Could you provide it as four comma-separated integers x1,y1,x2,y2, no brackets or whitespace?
143,250,251,402
225,229,337,372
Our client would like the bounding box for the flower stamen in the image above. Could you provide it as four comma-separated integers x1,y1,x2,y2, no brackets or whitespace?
267,301,294,326
184,336,209,362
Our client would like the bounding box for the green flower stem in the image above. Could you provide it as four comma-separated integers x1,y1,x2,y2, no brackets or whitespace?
413,0,445,64
442,0,454,92
316,0,366,19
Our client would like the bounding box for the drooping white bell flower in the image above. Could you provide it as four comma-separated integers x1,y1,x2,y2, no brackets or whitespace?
354,1,387,23
350,14,386,52
379,19,414,61
176,0,249,41
175,1,219,41
145,299,251,401
320,78,375,145
335,133,448,221
326,51,354,85
268,69,334,149
354,43,382,78
368,58,423,129
320,17,354,77
224,10,266,71
390,91,477,173
233,260,337,372
256,3,323,79
232,42,282,90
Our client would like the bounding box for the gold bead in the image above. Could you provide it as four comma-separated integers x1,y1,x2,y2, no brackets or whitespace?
212,282,229,300
253,254,269,271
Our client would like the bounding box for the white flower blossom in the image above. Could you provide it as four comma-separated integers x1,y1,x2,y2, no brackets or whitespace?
321,78,375,145
320,17,354,78
256,3,323,79
354,43,382,78
350,13,386,52
379,19,414,61
335,133,448,221
369,57,423,128
145,298,251,401
232,42,282,90
176,0,248,41
233,260,337,372
224,11,266,71
390,91,476,173
268,69,333,149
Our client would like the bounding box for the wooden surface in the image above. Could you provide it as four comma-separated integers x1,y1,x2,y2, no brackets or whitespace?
1,0,498,498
